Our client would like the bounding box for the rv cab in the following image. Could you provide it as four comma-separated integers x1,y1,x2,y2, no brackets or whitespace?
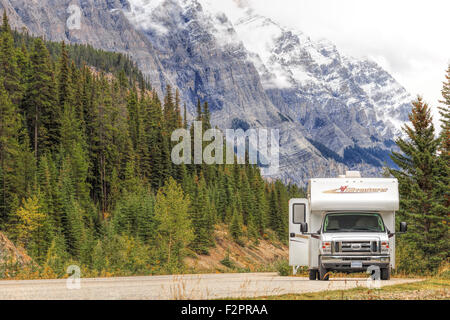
289,171,407,280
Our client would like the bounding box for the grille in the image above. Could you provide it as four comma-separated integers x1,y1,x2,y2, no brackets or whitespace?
333,241,379,253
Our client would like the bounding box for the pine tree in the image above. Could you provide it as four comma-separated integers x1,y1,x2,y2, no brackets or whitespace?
57,42,72,109
229,206,243,241
57,159,85,258
16,41,30,93
189,174,214,254
0,12,22,105
438,65,450,157
149,94,171,189
44,232,70,276
154,178,193,272
163,84,176,134
202,101,211,131
389,97,448,272
126,86,140,150
135,190,155,244
36,155,60,228
253,175,269,236
183,103,188,129
175,89,183,128
22,37,58,157
0,82,22,225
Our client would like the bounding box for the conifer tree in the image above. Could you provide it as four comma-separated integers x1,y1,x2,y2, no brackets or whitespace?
22,37,58,157
126,86,140,150
389,97,448,271
175,89,183,128
16,41,30,91
154,178,193,272
163,84,176,134
0,12,22,105
0,82,22,224
253,175,269,236
439,65,450,157
135,191,155,244
44,232,70,276
229,206,243,241
57,42,72,108
58,159,85,258
183,103,188,129
36,155,59,228
190,174,214,254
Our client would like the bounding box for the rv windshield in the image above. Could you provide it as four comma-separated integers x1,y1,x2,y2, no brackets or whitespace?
323,212,385,233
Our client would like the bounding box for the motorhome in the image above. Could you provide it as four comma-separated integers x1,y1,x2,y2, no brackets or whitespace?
289,171,407,280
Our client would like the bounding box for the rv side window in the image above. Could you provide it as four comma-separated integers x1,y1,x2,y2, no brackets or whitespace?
293,204,305,224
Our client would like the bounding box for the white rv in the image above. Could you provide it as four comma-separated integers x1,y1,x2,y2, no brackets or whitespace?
289,171,407,280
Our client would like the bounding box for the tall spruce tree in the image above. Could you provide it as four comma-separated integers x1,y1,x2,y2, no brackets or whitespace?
57,42,72,108
154,178,193,272
189,174,214,254
389,97,448,272
22,37,58,157
439,65,450,157
0,11,22,105
0,82,22,225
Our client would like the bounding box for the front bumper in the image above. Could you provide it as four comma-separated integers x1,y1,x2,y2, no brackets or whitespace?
321,255,390,272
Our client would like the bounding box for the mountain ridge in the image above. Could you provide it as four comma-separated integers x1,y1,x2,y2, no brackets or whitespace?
0,0,411,185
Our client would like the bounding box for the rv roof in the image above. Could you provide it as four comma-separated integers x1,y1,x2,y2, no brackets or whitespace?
309,178,399,211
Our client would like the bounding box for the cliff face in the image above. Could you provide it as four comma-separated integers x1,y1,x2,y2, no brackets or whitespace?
231,12,411,154
1,0,412,185
0,0,170,95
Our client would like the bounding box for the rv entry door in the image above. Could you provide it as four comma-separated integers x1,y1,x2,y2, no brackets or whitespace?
289,198,309,266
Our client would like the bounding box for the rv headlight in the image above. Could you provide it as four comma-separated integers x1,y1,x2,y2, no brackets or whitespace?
381,241,390,253
321,241,332,254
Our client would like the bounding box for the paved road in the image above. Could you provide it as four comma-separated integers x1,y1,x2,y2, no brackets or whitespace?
0,273,421,300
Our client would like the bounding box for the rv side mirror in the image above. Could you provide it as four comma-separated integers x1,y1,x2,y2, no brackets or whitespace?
300,222,308,233
400,222,407,233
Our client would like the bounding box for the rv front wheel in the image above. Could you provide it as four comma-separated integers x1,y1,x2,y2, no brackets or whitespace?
319,264,329,281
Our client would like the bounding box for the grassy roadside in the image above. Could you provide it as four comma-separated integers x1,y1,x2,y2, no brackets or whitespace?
245,278,450,300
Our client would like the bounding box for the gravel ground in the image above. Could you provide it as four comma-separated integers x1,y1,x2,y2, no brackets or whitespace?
0,272,422,300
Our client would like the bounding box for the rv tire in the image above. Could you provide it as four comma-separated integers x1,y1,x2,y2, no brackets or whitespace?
309,269,318,280
319,264,329,281
381,267,390,280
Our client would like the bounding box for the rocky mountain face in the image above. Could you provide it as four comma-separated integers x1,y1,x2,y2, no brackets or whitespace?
0,0,412,185
231,11,412,154
0,0,169,92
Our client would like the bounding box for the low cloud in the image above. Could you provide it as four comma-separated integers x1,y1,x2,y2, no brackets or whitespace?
206,0,449,126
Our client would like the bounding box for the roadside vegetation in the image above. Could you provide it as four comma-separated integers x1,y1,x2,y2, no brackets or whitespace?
248,278,449,300
251,262,450,300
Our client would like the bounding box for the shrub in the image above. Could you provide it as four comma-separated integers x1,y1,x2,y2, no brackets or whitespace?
220,251,235,269
275,259,291,276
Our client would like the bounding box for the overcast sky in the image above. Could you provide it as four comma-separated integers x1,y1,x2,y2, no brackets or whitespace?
215,0,450,126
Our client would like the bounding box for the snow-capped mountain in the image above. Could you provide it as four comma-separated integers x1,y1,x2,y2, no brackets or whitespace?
0,0,413,185
229,10,412,153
